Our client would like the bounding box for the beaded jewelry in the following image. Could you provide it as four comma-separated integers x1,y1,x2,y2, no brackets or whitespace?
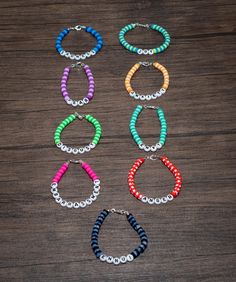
130,105,167,152
50,159,101,208
61,62,95,107
54,112,102,154
56,25,103,60
128,155,183,204
119,23,170,55
91,208,148,265
125,61,169,101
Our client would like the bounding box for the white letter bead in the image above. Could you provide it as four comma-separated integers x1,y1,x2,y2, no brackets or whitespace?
154,198,161,204
73,202,80,208
120,256,127,263
51,182,58,188
94,179,100,185
90,194,97,201
55,197,62,204
113,257,121,265
106,256,113,263
52,192,60,199
78,148,85,154
60,200,67,207
161,197,168,203
72,101,78,107
148,198,155,204
93,190,100,197
141,196,149,203
66,201,73,208
80,201,86,208
100,254,107,261
90,143,96,149
78,100,84,106
51,187,58,194
150,145,157,152
72,148,79,154
127,254,134,262
85,199,92,205
61,145,67,151
156,143,162,149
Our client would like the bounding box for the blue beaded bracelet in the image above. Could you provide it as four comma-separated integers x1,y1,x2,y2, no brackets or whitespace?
91,208,148,265
55,25,103,60
119,23,170,55
130,105,167,152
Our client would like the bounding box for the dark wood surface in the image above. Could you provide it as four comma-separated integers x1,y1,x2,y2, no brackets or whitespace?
0,0,235,281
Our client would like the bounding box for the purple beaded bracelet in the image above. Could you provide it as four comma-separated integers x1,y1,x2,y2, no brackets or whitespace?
61,62,95,107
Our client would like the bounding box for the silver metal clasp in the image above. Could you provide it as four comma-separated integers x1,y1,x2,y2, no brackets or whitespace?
139,61,152,67
146,154,160,161
71,61,85,68
74,112,85,120
144,105,159,110
108,208,129,215
135,23,150,28
69,159,83,164
69,25,86,31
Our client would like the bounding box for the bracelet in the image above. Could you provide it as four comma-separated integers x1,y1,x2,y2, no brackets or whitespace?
125,61,169,101
91,208,148,265
54,112,102,154
55,25,103,60
50,160,101,208
128,155,182,204
61,62,95,107
130,105,167,152
119,23,170,55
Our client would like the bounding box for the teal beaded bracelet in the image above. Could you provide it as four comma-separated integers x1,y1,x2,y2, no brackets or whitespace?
129,105,167,152
119,23,170,55
54,112,102,154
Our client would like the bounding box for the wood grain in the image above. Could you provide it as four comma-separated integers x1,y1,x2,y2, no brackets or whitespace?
0,0,235,281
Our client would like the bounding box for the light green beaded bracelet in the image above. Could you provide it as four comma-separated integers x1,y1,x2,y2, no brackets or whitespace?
119,23,170,55
54,112,102,154
129,105,167,152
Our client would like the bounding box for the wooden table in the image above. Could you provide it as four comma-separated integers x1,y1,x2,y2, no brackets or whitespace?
0,0,235,281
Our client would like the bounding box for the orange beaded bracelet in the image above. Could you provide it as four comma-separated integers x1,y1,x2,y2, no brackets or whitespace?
125,61,169,101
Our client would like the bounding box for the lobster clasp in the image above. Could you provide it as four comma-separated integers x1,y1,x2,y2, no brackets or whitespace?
139,61,152,67
146,154,160,161
144,105,159,110
69,159,83,164
74,112,85,120
108,208,129,215
135,23,150,28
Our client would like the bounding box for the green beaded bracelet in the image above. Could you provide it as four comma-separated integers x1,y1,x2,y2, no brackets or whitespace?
54,112,102,154
119,23,170,55
129,105,167,152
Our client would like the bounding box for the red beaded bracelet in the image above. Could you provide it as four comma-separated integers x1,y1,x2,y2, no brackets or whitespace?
127,155,183,204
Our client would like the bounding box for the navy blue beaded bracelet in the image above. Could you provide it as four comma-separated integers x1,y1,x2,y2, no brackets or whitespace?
55,25,103,60
119,23,170,55
91,208,148,265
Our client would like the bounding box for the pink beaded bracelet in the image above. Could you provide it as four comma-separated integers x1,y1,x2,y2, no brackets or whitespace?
50,159,101,208
61,62,95,107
